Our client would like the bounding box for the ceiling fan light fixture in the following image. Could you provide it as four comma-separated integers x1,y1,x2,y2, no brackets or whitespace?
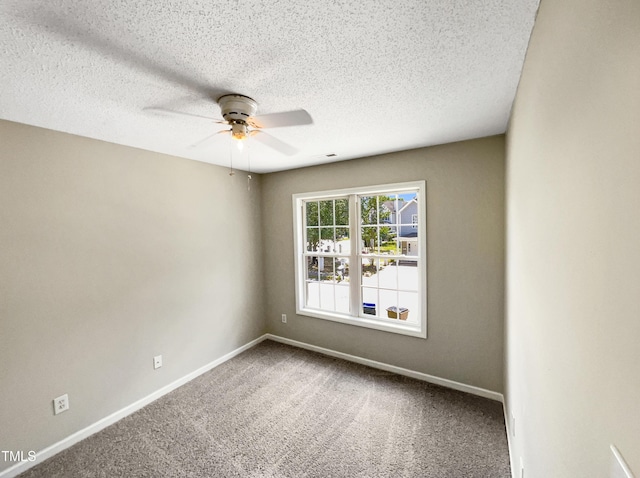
230,121,249,141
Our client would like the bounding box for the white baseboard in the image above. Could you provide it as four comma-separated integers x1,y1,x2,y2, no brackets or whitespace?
265,333,505,402
3,333,507,478
0,334,268,478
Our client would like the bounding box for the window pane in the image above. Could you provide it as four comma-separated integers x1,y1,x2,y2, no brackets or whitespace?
306,281,319,309
379,226,397,254
378,258,398,289
335,198,349,226
306,201,318,226
398,259,418,291
398,193,418,230
380,289,398,319
361,226,378,253
362,288,377,315
377,195,393,224
306,228,319,252
336,227,349,240
306,256,318,281
361,257,378,287
400,192,417,209
398,235,418,256
335,227,350,255
305,255,319,309
335,257,349,283
360,196,377,225
319,283,335,311
399,291,419,323
320,227,334,241
335,284,350,314
318,256,334,282
319,200,334,226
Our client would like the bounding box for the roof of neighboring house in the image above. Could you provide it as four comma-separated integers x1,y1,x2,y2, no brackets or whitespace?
381,199,404,214
398,197,418,214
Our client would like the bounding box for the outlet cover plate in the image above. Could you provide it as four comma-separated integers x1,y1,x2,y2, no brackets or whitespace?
53,394,69,415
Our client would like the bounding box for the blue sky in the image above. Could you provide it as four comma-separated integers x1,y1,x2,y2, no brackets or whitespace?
397,192,417,202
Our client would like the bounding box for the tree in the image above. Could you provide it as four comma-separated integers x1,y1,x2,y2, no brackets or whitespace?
360,195,392,250
305,198,349,251
305,196,395,253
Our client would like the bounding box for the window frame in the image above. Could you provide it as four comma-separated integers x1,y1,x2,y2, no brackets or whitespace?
292,181,427,339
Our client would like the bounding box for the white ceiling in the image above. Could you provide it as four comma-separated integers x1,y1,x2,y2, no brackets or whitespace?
0,1,539,173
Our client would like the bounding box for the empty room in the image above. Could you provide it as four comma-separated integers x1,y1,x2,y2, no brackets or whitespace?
1,1,638,477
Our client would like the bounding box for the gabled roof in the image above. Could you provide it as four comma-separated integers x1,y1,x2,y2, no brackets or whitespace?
398,197,418,214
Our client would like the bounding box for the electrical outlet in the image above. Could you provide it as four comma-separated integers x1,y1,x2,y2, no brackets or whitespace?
53,394,69,415
154,355,162,369
281,314,287,323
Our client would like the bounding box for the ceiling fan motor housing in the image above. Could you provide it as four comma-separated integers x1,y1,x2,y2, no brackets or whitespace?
218,94,258,123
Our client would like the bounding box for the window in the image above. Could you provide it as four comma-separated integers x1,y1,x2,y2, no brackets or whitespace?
293,181,426,338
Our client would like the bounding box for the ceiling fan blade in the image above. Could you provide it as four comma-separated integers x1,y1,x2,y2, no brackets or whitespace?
144,107,224,123
189,130,230,149
250,130,299,156
250,109,313,129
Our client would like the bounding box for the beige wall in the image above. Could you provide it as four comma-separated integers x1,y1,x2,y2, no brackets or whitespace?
0,120,266,472
505,0,640,476
262,136,506,393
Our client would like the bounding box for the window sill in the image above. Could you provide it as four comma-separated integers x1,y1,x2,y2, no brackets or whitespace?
296,307,427,339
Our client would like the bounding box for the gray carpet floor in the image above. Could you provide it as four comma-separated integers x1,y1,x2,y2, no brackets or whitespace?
19,340,511,477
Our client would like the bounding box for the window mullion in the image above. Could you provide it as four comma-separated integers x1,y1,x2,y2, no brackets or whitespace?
349,194,360,317
300,202,308,310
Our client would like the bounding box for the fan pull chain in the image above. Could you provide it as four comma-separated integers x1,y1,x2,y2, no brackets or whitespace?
228,137,235,176
247,148,252,191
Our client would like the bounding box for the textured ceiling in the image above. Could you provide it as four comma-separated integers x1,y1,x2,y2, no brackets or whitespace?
0,1,539,173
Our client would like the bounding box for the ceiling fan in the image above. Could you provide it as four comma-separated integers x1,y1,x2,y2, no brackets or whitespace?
20,11,313,157
145,94,312,156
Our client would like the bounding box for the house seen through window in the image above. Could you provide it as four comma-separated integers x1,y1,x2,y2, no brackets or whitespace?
293,181,426,338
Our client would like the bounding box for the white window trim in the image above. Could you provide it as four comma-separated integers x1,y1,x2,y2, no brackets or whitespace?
292,181,427,339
